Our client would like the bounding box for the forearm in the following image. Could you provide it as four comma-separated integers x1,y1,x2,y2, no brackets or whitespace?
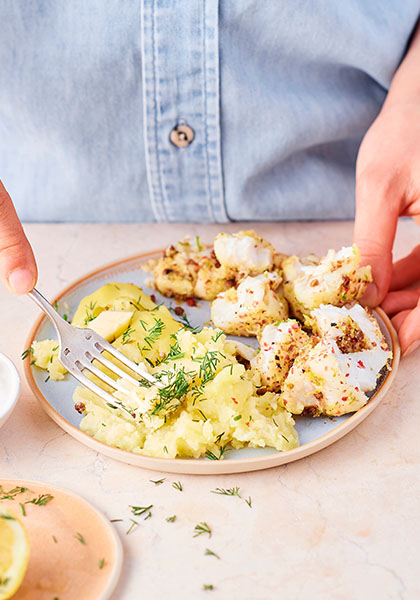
384,19,420,108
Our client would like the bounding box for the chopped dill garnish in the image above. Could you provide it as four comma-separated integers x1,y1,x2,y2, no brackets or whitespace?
52,345,59,352
122,327,136,345
166,515,176,522
215,432,224,444
193,350,224,385
0,514,15,520
110,519,123,523
205,548,220,559
52,535,58,543
205,445,227,460
19,503,25,516
163,445,168,454
45,375,50,383
203,584,214,591
150,478,165,485
152,366,193,415
193,522,211,538
211,331,223,343
84,301,97,324
197,409,207,421
25,493,54,506
245,496,252,508
169,308,202,333
75,532,86,545
281,434,290,443
172,481,183,492
0,485,29,500
233,414,242,421
126,519,139,535
99,558,105,569
130,504,153,519
21,347,33,360
142,318,165,351
211,487,241,498
272,418,278,427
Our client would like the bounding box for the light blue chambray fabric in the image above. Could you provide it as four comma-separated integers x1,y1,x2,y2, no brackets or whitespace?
0,1,419,223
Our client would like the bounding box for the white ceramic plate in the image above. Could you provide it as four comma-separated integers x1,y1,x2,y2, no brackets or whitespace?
24,251,400,474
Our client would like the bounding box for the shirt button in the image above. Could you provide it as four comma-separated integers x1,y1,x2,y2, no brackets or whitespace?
169,124,195,147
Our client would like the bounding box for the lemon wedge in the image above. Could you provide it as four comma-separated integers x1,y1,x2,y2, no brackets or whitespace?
0,510,30,600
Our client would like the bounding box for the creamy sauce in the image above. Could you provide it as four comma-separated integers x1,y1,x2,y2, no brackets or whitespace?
0,357,17,410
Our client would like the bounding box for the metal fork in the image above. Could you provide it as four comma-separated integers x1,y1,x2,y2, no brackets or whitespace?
28,288,162,409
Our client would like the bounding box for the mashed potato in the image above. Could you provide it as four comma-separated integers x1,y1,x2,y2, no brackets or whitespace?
33,283,299,459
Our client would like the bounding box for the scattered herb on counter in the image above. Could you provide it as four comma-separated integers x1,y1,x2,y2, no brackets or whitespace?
21,347,33,360
211,487,241,498
166,515,176,523
99,558,105,569
245,496,253,508
75,532,86,545
25,493,54,506
204,548,220,559
203,584,214,591
172,481,183,492
194,522,211,538
126,519,139,535
130,504,153,519
110,519,123,523
150,478,166,485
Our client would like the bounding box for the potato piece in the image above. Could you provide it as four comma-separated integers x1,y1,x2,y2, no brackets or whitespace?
71,283,155,327
32,339,67,381
88,310,134,342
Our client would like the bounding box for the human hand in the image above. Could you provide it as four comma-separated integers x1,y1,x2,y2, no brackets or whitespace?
354,102,420,357
0,180,37,294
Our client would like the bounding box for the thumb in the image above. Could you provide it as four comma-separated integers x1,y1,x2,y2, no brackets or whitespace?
353,176,399,306
0,180,37,294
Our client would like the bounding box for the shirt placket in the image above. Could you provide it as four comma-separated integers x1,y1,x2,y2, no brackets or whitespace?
141,0,227,222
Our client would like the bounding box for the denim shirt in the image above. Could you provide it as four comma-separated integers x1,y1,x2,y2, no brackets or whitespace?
0,1,419,223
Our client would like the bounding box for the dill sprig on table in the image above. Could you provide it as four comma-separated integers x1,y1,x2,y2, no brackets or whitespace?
150,478,166,485
204,548,220,559
193,522,212,538
130,504,153,519
211,487,241,498
245,496,253,508
172,481,183,492
166,515,176,523
126,519,139,535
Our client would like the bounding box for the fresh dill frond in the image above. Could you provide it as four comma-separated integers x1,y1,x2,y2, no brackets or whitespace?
204,548,220,559
211,487,241,498
75,532,86,545
172,481,183,492
150,478,165,485
25,493,54,506
193,522,211,538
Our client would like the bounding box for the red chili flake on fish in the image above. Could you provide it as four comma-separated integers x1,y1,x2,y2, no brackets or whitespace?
186,298,198,307
357,360,365,369
232,398,238,404
341,396,348,402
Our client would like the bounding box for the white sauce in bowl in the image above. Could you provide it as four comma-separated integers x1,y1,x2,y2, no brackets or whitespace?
0,353,20,423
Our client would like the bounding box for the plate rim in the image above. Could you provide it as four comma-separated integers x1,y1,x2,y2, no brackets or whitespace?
23,250,401,475
0,478,123,600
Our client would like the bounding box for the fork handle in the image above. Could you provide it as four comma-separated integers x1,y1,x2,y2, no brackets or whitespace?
28,288,69,335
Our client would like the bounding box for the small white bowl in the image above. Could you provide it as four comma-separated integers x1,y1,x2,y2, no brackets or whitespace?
0,353,20,429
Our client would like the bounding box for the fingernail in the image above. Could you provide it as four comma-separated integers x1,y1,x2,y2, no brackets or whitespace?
8,268,35,294
361,282,379,307
403,340,420,358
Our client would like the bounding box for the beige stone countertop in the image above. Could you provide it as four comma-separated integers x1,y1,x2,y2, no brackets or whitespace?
1,221,419,600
